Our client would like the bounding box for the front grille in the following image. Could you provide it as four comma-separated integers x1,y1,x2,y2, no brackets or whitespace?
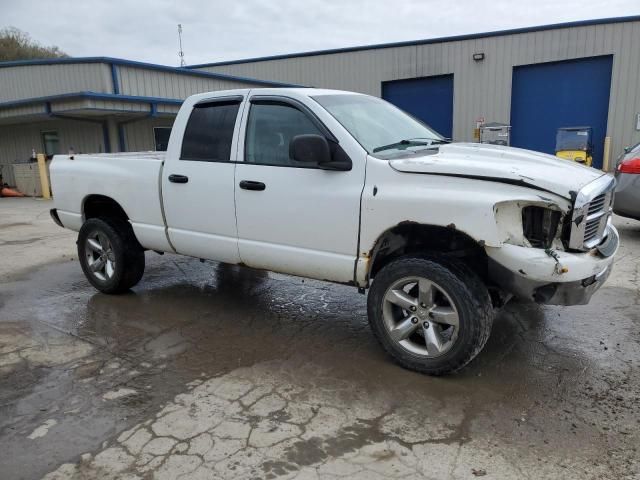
583,218,601,242
568,176,616,251
588,193,606,215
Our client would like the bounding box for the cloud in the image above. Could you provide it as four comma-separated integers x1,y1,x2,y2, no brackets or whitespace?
0,0,638,66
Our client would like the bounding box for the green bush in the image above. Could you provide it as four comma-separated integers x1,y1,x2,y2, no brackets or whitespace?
0,27,68,62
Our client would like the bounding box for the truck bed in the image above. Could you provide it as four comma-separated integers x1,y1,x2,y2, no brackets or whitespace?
50,151,172,253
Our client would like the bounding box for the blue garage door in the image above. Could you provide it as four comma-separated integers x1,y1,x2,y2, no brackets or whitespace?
510,56,613,168
382,75,454,138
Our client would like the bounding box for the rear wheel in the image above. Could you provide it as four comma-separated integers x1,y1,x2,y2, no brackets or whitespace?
367,256,493,375
77,218,145,294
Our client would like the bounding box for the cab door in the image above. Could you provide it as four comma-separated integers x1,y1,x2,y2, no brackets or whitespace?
234,95,366,283
162,95,244,262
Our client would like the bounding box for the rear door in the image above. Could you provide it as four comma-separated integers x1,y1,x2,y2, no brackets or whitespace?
162,95,244,262
233,95,365,283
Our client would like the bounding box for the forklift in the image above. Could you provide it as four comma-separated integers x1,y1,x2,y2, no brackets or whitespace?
555,126,593,166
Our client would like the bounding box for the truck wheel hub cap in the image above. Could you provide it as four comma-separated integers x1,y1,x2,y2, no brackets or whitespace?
382,276,459,358
85,232,115,282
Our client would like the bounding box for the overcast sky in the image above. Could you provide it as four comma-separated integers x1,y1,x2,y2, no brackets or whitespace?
1,0,638,66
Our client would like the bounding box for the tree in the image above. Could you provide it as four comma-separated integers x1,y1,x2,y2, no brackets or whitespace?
0,27,68,62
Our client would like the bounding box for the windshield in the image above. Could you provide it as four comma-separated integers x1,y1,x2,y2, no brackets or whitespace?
312,94,444,156
555,129,592,151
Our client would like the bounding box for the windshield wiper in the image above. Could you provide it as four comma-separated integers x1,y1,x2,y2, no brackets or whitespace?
372,138,449,153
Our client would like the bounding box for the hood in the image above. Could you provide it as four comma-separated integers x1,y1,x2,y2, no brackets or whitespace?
389,142,605,200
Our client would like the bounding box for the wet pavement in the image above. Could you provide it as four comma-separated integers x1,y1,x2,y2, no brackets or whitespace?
1,201,639,479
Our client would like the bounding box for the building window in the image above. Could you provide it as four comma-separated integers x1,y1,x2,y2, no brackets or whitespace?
41,131,60,158
153,127,172,151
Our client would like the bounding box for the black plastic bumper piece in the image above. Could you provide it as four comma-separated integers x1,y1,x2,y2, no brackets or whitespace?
50,208,63,228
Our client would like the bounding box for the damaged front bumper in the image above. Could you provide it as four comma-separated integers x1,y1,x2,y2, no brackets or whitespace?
486,225,619,306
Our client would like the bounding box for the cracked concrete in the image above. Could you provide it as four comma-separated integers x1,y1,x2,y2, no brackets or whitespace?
1,198,640,479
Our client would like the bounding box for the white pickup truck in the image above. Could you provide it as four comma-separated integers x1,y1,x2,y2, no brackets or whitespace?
50,88,619,375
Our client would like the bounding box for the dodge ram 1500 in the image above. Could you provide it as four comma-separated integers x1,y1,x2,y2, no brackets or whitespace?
50,88,619,375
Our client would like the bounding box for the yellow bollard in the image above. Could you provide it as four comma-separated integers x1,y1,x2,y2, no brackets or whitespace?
602,136,612,172
36,153,51,199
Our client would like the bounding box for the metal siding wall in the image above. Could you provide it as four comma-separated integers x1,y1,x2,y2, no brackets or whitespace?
198,21,640,162
0,64,112,102
0,118,105,160
0,104,45,120
122,117,175,152
198,47,417,96
157,105,180,115
0,119,105,185
116,66,260,99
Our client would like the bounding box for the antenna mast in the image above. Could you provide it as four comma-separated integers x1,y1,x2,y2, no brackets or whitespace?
177,24,186,67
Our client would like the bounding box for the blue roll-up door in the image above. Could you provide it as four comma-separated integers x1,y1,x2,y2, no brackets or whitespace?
510,56,613,168
382,74,454,138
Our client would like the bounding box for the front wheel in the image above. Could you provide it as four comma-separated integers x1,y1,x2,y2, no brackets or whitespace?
77,218,145,294
367,256,493,375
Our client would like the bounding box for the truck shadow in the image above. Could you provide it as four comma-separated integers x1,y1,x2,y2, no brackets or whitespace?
76,258,594,400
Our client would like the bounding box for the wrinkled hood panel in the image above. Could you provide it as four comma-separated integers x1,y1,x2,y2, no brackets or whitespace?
389,142,605,200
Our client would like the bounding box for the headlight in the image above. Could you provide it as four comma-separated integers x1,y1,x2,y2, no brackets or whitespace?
522,206,561,249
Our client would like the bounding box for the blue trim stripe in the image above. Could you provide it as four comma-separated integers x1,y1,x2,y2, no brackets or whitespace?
110,63,120,94
0,56,299,87
185,15,640,68
0,91,184,110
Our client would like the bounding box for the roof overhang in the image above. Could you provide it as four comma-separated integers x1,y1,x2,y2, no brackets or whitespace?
0,91,181,125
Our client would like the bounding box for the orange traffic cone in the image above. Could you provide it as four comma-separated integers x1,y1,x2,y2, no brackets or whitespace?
0,187,25,197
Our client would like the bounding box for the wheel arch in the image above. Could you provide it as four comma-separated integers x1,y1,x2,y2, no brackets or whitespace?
82,194,130,223
363,222,489,285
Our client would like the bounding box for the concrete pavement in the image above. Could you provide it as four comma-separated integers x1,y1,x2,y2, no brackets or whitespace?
1,198,639,479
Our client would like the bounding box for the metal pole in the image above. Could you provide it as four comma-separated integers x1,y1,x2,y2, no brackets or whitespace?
603,136,611,172
36,153,51,199
178,24,186,67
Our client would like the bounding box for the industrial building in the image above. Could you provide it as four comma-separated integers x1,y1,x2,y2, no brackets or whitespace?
0,58,294,187
1,15,640,188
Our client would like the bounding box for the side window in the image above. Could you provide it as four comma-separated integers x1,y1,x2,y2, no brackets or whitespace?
153,127,172,152
180,101,241,162
245,102,324,166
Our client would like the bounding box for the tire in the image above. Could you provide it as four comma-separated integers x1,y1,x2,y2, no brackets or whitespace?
77,217,145,294
367,255,493,376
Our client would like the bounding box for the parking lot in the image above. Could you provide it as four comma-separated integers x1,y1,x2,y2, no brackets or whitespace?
0,197,639,479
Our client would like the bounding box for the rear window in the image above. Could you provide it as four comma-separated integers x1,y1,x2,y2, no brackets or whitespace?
180,100,241,162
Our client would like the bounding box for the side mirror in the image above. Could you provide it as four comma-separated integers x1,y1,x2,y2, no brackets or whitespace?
290,134,331,165
624,145,632,154
290,134,352,171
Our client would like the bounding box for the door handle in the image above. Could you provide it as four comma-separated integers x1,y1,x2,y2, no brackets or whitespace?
239,180,266,191
168,174,189,184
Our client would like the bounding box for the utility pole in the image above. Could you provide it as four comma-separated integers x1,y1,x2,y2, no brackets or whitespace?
178,24,186,67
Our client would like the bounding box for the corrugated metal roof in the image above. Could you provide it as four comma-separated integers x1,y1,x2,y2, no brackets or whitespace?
0,57,299,88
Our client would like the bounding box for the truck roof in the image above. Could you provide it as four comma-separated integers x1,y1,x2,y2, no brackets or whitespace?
186,87,361,103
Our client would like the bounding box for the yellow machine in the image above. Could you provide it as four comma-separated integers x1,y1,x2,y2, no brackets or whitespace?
555,126,593,166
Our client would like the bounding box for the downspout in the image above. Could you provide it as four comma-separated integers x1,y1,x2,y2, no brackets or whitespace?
110,62,121,152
